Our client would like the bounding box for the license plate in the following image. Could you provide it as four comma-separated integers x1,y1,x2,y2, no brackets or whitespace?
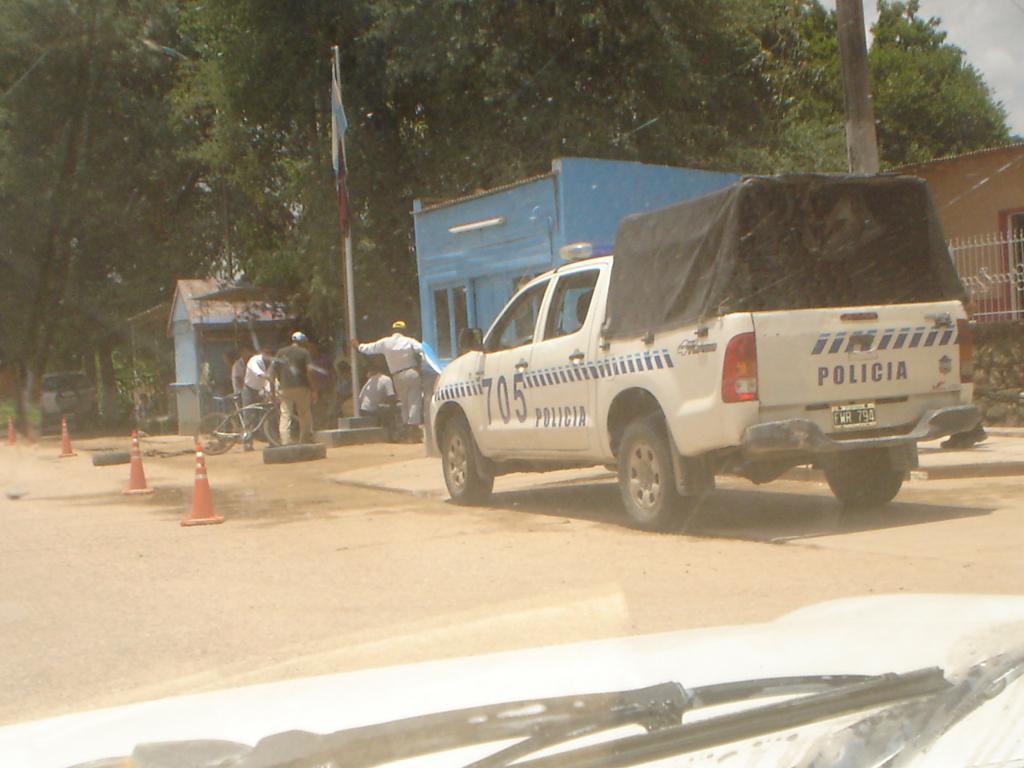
831,402,877,429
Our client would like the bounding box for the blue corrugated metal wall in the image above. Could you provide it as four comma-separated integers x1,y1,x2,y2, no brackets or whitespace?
554,158,741,246
414,158,739,362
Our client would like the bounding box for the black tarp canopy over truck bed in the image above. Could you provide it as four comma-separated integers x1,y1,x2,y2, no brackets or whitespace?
603,174,966,339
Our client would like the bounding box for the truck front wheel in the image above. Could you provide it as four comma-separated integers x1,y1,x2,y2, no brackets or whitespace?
441,416,494,505
824,449,904,509
618,417,694,532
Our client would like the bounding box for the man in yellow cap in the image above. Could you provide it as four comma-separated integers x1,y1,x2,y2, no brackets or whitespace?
351,321,423,441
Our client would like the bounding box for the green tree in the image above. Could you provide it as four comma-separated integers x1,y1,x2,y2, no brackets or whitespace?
172,0,782,339
727,0,847,173
0,0,213,425
3,0,1013,431
869,0,1009,166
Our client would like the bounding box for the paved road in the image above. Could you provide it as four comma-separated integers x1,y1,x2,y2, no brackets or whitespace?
2,434,1022,725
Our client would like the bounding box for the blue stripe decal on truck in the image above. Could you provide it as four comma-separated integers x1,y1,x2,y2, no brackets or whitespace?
433,348,679,404
811,327,956,355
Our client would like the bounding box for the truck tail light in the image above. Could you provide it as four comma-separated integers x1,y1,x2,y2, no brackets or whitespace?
957,319,973,383
722,332,758,403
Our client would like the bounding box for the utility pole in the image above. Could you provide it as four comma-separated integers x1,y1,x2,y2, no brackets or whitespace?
836,0,880,173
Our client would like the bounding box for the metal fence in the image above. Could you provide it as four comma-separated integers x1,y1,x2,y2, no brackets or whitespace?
949,230,1024,322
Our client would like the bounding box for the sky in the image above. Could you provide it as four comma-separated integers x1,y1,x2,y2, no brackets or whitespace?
819,0,1024,136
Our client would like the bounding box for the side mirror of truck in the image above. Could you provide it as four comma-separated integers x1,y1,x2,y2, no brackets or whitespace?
458,327,484,354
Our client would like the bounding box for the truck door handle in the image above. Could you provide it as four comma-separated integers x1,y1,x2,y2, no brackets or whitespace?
569,350,585,364
515,359,529,372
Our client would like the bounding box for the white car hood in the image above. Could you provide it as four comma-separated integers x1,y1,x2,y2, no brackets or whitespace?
6,594,1024,768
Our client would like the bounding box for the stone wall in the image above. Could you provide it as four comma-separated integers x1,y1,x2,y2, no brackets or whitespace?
973,323,1024,425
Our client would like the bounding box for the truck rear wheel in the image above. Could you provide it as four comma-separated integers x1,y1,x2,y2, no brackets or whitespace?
618,417,694,532
824,449,904,509
441,416,494,505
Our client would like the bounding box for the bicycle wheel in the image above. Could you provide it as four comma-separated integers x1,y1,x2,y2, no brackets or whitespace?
261,403,283,447
197,411,240,455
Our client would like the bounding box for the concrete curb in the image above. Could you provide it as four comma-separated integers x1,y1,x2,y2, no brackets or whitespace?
315,427,388,447
330,468,617,500
782,460,1024,483
909,461,1024,480
329,478,441,498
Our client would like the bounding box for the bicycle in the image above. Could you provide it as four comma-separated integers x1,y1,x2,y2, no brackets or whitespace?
197,393,283,455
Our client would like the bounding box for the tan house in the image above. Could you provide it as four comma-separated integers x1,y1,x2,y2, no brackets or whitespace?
898,142,1024,321
898,141,1024,238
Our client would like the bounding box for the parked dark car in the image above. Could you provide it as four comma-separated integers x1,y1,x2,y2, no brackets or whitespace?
40,371,98,431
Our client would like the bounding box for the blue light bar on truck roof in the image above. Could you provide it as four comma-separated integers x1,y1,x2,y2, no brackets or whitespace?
558,242,614,261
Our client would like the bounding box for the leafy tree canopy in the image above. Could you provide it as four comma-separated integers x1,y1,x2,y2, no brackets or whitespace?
0,0,1012,409
870,0,1010,166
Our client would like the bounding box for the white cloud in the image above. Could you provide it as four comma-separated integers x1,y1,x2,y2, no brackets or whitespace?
819,0,1024,136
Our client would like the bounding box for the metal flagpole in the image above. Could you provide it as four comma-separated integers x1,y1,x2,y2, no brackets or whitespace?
344,215,358,407
331,45,360,408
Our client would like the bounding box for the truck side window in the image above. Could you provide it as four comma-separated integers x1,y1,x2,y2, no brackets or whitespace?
485,280,549,352
543,269,600,340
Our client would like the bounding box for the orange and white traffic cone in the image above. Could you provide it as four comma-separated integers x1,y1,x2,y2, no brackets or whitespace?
123,430,154,495
59,416,76,458
7,418,15,445
181,441,224,527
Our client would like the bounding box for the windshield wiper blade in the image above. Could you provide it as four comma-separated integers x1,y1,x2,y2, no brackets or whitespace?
510,667,950,768
465,673,875,768
74,671,938,768
797,650,1024,767
123,682,689,768
239,674,888,768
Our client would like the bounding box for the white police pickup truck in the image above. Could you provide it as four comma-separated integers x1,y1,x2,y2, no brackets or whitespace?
431,175,980,531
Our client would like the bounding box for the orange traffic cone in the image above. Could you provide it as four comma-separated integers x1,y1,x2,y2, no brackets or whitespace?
123,430,154,495
59,416,76,458
7,418,15,445
181,441,224,527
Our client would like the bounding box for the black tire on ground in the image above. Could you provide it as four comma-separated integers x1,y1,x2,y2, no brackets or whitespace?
197,411,238,456
617,416,694,532
261,405,282,446
262,442,327,464
92,450,131,467
824,449,904,509
440,416,494,505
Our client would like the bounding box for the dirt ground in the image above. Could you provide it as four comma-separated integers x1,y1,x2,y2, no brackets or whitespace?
2,432,1023,726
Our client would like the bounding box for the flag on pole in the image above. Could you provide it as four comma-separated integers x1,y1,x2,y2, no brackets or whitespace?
330,51,350,236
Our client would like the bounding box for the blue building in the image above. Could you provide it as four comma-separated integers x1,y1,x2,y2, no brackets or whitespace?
413,157,739,362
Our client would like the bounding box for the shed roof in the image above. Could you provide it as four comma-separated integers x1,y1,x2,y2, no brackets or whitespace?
892,141,1024,172
414,172,553,215
167,279,293,336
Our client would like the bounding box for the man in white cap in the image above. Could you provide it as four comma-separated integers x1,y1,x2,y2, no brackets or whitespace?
352,320,423,442
272,331,315,444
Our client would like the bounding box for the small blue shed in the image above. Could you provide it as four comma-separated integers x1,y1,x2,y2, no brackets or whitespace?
413,157,740,361
167,279,294,434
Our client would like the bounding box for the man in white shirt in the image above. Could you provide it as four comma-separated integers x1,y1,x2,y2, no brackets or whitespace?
352,320,423,441
357,359,399,441
231,345,252,396
241,347,274,451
